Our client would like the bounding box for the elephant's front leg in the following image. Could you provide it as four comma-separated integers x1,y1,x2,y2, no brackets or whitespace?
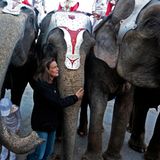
128,103,149,153
82,87,108,160
144,113,160,160
103,83,134,160
77,92,89,137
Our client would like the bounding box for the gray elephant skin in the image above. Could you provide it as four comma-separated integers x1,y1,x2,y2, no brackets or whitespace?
0,0,41,154
36,10,95,160
80,0,160,160
128,87,160,159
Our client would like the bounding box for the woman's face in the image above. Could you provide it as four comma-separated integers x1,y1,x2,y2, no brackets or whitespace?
48,60,59,78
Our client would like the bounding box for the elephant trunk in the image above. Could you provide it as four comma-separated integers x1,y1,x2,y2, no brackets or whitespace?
58,53,86,160
62,102,80,160
0,122,42,154
0,12,42,153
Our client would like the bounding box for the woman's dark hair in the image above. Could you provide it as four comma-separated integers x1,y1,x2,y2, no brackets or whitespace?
34,57,56,82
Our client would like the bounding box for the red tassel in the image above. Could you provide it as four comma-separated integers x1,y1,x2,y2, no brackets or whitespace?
22,0,31,6
70,2,79,11
105,2,113,16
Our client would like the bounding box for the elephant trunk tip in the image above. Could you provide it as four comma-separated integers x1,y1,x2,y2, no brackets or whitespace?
1,129,44,154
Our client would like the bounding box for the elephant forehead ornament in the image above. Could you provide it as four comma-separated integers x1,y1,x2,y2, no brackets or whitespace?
117,0,151,44
46,11,92,70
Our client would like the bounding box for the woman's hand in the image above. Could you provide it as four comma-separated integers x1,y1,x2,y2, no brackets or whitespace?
75,88,84,100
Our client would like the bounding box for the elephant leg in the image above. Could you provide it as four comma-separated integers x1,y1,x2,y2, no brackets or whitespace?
56,109,63,142
1,81,7,98
128,103,148,153
77,93,88,137
11,80,27,106
1,67,12,98
144,113,160,160
82,87,108,160
10,66,29,106
126,105,134,133
103,83,134,160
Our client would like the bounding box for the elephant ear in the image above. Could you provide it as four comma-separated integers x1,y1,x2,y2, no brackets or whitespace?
94,0,135,69
94,18,119,69
116,2,160,88
136,3,160,39
111,0,135,24
42,43,58,60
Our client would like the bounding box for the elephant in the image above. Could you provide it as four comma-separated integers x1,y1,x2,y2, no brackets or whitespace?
128,87,160,156
36,10,95,160
78,85,160,159
79,0,160,160
0,0,42,154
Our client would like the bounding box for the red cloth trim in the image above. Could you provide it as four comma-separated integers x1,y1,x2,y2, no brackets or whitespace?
22,0,31,6
105,2,113,16
57,2,79,12
70,2,79,11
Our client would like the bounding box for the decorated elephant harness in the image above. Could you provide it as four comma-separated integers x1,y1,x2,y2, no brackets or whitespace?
44,11,92,70
117,0,152,44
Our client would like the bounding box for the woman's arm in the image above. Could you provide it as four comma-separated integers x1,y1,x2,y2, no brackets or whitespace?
34,80,83,108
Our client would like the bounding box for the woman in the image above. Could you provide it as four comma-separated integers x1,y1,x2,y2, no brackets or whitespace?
27,58,84,160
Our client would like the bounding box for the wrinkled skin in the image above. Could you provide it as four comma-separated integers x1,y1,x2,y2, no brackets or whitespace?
128,87,160,159
37,11,95,160
0,0,42,154
81,0,160,160
79,88,160,160
1,1,39,106
2,51,37,106
81,48,134,160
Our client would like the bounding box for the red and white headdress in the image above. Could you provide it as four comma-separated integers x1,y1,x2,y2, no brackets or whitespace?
21,0,31,6
58,0,79,11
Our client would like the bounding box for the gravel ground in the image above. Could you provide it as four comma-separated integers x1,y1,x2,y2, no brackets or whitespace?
5,84,158,160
